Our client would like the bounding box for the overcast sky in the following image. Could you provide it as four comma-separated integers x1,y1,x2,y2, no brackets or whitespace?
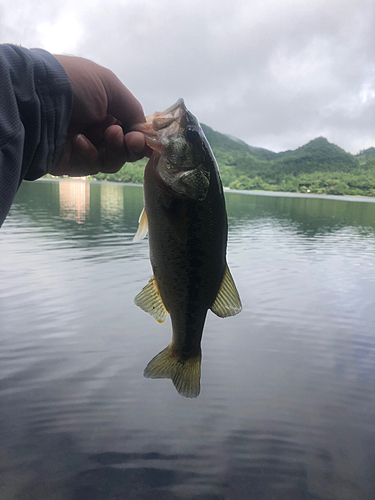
1,0,374,153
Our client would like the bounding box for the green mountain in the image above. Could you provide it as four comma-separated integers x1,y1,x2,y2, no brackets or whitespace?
202,124,278,162
271,137,358,175
93,126,375,197
356,147,375,167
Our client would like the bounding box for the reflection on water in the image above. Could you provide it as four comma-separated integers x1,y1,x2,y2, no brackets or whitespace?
59,180,90,223
100,183,124,222
1,180,375,499
58,180,126,225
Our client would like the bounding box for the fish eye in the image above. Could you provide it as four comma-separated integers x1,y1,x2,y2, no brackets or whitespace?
185,126,201,146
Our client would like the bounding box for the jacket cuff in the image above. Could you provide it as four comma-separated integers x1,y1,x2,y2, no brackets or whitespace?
25,48,73,179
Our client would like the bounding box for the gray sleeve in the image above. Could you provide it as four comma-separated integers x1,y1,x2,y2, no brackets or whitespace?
0,44,73,227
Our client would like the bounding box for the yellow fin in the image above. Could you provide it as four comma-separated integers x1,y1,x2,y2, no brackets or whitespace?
133,207,148,242
144,345,201,398
134,276,168,323
211,264,242,318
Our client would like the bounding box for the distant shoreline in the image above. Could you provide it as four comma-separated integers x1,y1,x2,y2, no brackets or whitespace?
37,177,375,203
224,188,375,203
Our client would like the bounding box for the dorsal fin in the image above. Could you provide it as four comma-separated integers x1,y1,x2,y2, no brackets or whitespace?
134,276,168,323
211,264,242,318
133,207,148,242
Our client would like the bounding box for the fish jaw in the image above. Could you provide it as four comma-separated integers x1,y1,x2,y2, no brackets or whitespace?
133,98,186,145
133,100,211,201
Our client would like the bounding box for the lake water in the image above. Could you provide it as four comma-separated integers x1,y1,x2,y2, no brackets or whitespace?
1,179,375,500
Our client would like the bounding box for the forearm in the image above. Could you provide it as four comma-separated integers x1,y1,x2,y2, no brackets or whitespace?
0,44,72,226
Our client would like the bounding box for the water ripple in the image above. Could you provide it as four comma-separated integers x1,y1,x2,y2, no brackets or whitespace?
1,182,375,499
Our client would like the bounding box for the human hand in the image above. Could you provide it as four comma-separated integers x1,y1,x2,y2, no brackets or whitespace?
52,55,149,177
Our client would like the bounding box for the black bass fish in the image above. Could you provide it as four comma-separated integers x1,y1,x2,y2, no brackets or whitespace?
133,99,241,398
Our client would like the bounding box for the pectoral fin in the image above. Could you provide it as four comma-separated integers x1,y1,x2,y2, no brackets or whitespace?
133,207,148,242
211,264,242,318
134,276,168,323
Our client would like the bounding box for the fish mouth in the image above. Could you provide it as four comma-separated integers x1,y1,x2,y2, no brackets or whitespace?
134,99,210,200
155,98,186,117
149,99,198,132
133,99,187,149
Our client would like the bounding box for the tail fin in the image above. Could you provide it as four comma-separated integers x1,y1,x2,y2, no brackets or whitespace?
144,345,201,398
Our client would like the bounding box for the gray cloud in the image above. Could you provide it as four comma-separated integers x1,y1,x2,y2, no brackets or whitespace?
1,0,374,153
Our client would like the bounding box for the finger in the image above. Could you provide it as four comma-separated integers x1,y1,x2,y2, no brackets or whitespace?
99,125,127,174
52,134,99,176
74,134,99,160
83,115,118,147
124,131,151,162
99,128,149,173
105,124,125,150
67,134,101,176
101,71,146,132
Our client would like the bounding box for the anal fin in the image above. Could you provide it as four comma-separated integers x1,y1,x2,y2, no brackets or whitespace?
133,207,149,242
134,276,168,323
211,264,242,318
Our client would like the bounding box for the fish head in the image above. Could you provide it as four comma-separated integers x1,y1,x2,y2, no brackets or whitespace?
134,99,211,201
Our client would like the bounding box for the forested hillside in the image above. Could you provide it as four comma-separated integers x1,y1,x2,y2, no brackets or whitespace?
92,125,375,197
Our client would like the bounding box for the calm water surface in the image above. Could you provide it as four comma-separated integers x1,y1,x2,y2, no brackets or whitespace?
1,180,375,500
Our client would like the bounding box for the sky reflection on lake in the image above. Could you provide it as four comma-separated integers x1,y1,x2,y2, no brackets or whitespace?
1,180,375,500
